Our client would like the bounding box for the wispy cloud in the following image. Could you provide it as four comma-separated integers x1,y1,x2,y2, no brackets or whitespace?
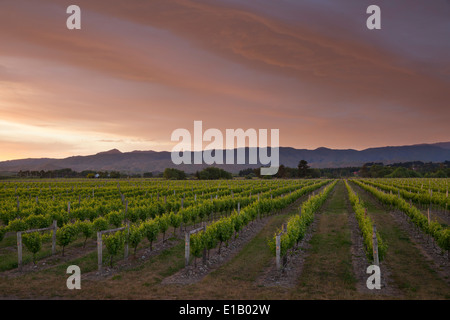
0,0,448,160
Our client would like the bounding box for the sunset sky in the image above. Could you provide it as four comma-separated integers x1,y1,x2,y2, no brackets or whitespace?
0,0,449,161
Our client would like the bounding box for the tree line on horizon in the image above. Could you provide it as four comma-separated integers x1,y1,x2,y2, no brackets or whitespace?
7,160,450,180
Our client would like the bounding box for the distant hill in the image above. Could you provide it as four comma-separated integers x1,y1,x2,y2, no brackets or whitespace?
0,142,449,174
414,142,450,150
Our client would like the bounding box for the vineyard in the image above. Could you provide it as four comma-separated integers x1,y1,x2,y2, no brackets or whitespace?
0,178,449,299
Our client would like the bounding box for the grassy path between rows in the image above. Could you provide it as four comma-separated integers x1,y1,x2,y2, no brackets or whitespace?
291,180,361,299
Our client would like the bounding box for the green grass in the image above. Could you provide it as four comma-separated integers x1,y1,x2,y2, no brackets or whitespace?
295,180,359,298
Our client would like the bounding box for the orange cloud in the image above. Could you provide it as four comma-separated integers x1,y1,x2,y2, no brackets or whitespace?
0,0,448,160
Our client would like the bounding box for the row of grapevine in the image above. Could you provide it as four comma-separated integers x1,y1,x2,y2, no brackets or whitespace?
267,180,337,260
2,180,326,268
96,180,330,268
189,180,332,265
367,178,449,194
345,180,387,262
360,179,449,211
0,179,315,239
0,180,289,228
352,180,450,255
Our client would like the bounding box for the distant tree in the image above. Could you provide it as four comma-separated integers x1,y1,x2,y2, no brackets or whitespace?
196,167,232,180
97,171,108,178
308,168,321,178
424,170,447,178
275,165,286,178
360,164,370,177
386,167,420,178
284,167,299,178
109,171,121,179
239,168,256,177
143,172,153,178
163,168,186,180
369,164,392,178
298,160,310,178
81,170,96,178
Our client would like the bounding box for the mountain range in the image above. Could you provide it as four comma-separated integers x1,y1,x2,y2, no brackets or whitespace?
0,142,449,174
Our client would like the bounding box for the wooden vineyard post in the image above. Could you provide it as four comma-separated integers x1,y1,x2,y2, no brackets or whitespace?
17,222,59,271
185,232,190,267
97,232,103,272
52,220,57,255
96,226,126,272
372,225,379,266
97,227,124,272
202,224,207,266
185,225,206,267
124,199,128,220
282,224,288,267
124,221,130,260
17,232,22,271
276,234,281,271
